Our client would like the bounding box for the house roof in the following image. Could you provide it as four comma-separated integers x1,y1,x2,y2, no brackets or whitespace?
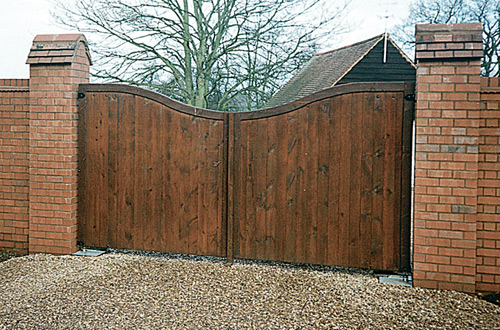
266,34,415,108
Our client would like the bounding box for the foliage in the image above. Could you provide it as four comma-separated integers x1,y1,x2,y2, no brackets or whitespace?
392,0,500,76
54,0,350,110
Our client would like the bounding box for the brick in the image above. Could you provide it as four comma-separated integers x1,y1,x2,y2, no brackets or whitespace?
439,179,465,187
426,272,450,281
441,145,466,153
427,255,451,264
438,247,464,257
414,211,439,220
442,110,467,118
414,262,438,272
438,264,463,274
427,170,453,178
451,239,476,249
426,238,451,247
426,221,451,230
451,257,476,267
439,196,464,204
430,66,455,75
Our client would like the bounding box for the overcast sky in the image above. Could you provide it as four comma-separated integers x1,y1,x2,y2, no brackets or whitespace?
0,0,413,79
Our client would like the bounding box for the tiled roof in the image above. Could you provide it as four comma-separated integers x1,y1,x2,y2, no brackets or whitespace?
26,34,92,65
266,34,385,108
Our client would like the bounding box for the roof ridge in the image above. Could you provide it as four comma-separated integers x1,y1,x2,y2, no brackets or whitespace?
314,33,385,56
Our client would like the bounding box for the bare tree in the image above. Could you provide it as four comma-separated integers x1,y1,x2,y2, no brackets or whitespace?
53,0,350,110
392,0,500,76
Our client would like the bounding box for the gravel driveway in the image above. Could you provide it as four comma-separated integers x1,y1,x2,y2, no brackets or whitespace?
0,252,499,329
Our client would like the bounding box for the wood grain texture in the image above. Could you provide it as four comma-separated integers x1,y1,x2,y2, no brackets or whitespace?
78,91,226,257
78,82,413,271
233,89,412,271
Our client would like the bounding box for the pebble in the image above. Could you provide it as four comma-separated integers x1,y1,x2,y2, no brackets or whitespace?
0,252,498,329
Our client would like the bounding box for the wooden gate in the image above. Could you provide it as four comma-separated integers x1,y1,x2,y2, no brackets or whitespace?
78,82,413,271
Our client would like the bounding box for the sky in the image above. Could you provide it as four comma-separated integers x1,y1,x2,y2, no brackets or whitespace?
0,0,414,79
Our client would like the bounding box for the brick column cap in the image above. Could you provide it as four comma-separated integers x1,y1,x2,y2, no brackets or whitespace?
415,23,483,61
26,34,92,65
416,23,483,33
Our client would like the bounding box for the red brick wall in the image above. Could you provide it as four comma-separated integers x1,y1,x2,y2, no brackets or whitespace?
415,23,500,294
0,34,90,256
27,35,90,254
414,23,483,293
477,77,500,293
0,79,30,254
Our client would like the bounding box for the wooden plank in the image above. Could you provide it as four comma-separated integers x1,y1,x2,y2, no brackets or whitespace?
360,92,374,269
338,94,352,267
206,119,224,256
253,118,268,261
233,116,247,259
240,120,256,258
231,114,242,259
107,93,119,249
400,82,415,272
295,107,308,263
198,123,208,256
316,99,331,265
172,113,188,253
370,92,385,269
308,103,320,263
284,110,299,262
95,94,109,248
327,95,341,265
151,103,164,252
274,113,288,261
382,92,396,270
150,103,161,252
161,109,174,252
237,119,247,258
185,116,200,254
391,92,404,270
347,92,363,267
77,93,89,245
116,93,136,250
247,119,258,259
264,116,278,261
226,114,235,263
189,117,201,255
134,97,152,251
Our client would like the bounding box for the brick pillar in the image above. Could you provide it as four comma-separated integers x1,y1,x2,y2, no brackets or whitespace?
26,34,91,254
413,24,483,293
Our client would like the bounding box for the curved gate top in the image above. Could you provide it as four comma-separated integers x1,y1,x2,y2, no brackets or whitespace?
78,82,413,271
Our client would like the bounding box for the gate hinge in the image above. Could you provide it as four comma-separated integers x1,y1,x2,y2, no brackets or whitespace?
404,94,415,102
78,92,86,99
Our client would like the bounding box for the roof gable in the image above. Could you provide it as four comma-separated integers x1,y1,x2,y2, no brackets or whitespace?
337,38,416,86
266,34,415,108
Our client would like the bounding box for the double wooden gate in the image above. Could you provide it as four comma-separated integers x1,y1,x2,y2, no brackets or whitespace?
78,82,413,271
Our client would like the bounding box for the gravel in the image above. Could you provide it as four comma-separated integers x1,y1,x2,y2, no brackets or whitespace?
0,251,18,263
0,252,499,329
